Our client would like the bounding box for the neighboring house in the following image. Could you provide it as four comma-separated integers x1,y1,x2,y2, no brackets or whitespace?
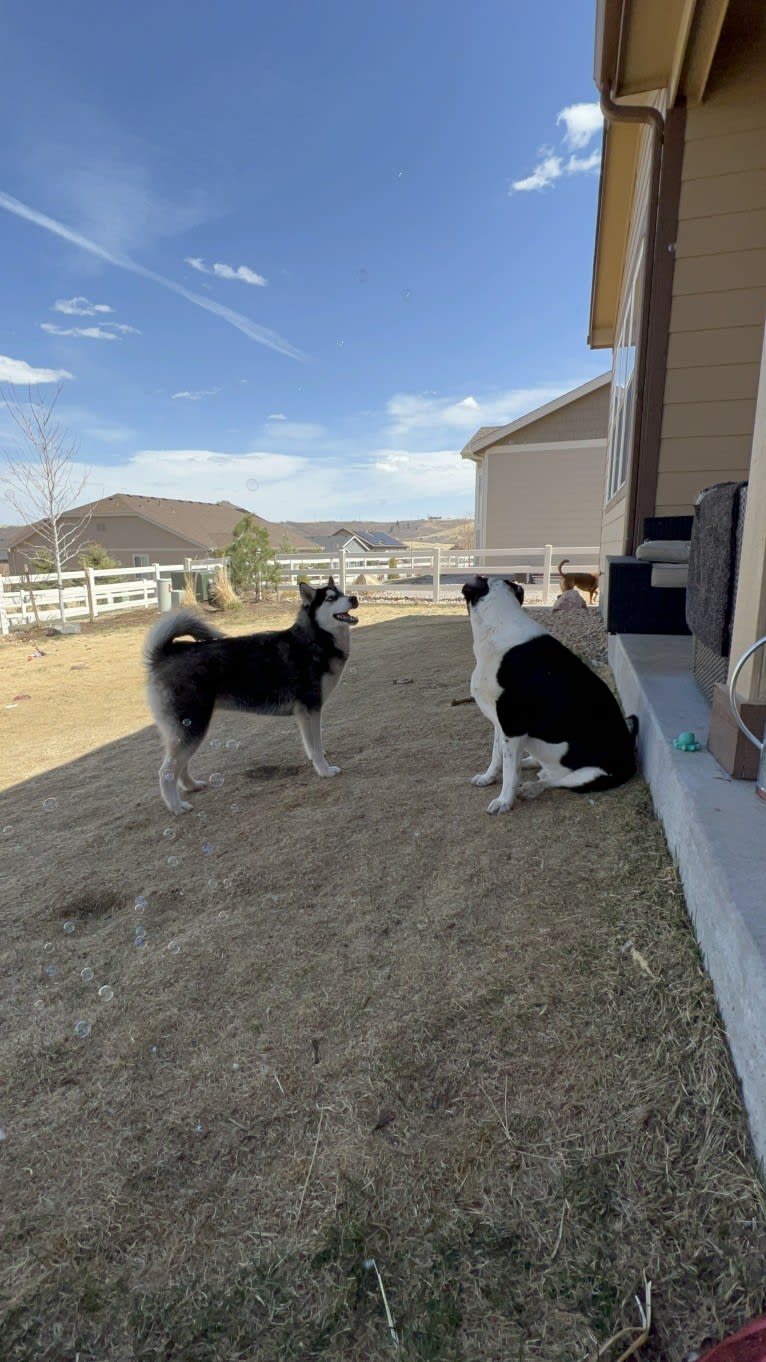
0,526,21,576
460,374,610,553
6,494,318,574
288,526,407,555
589,0,766,725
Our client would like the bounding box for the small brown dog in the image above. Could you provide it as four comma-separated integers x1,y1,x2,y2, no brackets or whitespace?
557,559,600,604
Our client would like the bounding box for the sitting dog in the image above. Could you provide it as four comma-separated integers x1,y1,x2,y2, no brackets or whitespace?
462,575,637,813
558,558,600,604
145,578,358,814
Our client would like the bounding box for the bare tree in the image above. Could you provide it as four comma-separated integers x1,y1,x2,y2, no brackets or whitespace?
452,510,474,550
0,386,90,622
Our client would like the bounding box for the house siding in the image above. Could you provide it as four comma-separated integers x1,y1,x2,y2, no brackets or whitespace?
656,20,766,514
482,442,606,553
501,385,610,445
9,516,203,574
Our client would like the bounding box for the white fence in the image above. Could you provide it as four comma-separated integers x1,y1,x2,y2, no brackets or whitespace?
0,559,223,635
275,544,600,604
0,544,601,633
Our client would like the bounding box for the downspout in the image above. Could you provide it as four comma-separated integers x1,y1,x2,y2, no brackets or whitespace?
599,86,664,554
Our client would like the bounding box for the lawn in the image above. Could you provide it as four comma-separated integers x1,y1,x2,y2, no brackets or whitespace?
1,599,764,1361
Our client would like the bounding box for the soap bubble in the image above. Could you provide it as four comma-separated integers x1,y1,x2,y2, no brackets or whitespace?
209,738,222,750
208,773,224,789
401,288,412,300
43,941,54,953
81,967,94,983
246,478,259,492
44,964,58,977
167,855,179,866
163,827,176,840
182,718,192,728
63,921,75,935
225,739,239,750
74,1020,91,1038
167,941,181,954
43,798,58,812
134,937,148,950
2,825,13,835
98,985,114,1002
201,843,214,855
135,896,148,912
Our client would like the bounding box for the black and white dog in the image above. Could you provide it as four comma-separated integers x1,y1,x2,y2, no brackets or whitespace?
462,575,637,813
145,578,358,814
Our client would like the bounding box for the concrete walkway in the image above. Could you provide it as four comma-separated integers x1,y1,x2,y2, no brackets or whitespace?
610,632,766,1168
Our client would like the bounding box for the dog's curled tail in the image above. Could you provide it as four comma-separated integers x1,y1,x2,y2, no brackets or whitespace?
558,559,569,574
144,610,224,670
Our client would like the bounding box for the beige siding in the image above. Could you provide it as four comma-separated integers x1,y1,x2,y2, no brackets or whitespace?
482,443,606,552
9,515,200,574
599,492,630,611
503,385,610,445
655,21,766,515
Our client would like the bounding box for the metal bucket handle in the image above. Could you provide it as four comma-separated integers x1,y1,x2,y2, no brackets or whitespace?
728,635,766,751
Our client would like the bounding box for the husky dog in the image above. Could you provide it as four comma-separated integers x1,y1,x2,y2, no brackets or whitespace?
462,575,637,813
145,578,359,814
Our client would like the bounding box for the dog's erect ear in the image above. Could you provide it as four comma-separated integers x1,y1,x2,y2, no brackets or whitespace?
505,579,524,606
299,581,317,606
327,576,336,589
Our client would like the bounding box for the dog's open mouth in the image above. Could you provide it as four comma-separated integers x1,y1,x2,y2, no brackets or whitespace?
333,610,358,625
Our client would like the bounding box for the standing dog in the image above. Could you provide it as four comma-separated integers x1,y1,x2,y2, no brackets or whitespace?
145,578,358,814
462,575,637,813
558,558,600,604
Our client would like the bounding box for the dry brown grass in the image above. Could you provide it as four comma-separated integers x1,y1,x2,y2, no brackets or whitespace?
208,565,241,612
0,603,764,1361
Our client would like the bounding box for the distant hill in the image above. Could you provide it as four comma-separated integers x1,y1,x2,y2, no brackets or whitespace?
285,517,473,549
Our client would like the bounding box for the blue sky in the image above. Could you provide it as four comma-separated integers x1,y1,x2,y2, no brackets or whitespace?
0,0,608,525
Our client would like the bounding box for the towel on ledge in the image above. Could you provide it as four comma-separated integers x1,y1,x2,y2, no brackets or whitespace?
685,481,746,656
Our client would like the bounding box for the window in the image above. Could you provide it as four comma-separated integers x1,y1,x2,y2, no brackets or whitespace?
133,554,150,567
606,244,644,503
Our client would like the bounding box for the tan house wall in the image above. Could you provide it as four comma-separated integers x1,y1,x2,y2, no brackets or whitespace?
656,23,766,513
501,385,610,445
9,515,201,574
482,443,606,553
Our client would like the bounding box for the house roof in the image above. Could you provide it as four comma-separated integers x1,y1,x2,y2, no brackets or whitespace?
459,373,612,461
7,494,319,553
589,0,731,347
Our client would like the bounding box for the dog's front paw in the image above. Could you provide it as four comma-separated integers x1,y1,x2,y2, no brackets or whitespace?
486,795,515,815
317,764,341,777
472,772,498,787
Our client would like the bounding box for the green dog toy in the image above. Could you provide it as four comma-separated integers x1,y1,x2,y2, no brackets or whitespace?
673,731,701,752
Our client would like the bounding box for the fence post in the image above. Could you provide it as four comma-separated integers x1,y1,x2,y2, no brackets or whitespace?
433,548,442,604
0,576,7,636
85,567,97,620
338,547,347,594
542,544,553,603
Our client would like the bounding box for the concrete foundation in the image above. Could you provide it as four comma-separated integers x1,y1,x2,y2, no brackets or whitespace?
609,632,766,1170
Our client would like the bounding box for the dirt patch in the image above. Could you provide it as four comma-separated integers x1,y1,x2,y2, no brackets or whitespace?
1,602,764,1361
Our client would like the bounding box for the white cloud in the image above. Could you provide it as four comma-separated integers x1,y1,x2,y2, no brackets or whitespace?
512,154,563,193
41,321,140,340
171,388,220,400
0,191,304,360
186,256,267,287
557,102,603,150
386,385,574,435
53,296,113,316
511,102,602,193
268,412,286,420
0,353,73,384
566,150,601,175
